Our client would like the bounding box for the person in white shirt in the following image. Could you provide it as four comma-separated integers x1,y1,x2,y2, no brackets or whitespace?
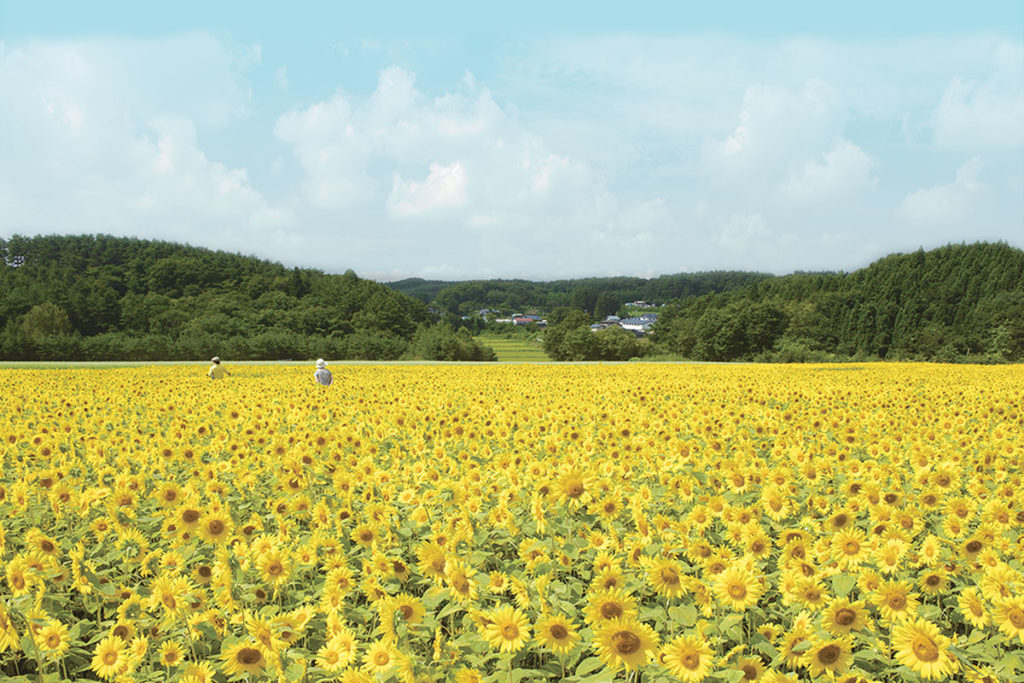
314,358,333,386
208,356,230,380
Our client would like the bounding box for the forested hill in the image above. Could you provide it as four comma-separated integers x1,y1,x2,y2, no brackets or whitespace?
651,242,1024,362
0,234,434,361
387,271,773,316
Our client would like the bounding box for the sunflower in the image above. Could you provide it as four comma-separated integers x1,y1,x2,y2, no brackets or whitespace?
258,547,292,587
245,612,287,654
714,565,763,612
648,557,688,599
823,597,869,635
793,577,829,610
390,593,426,626
317,631,358,672
6,556,37,596
594,618,660,671
557,468,592,506
198,512,232,544
219,640,268,677
362,639,397,676
159,639,184,667
37,621,70,661
593,566,626,591
891,618,958,679
483,604,531,653
778,614,813,669
733,656,765,681
454,667,484,683
803,636,853,678
831,529,871,569
176,504,204,532
660,633,715,682
534,614,580,655
350,524,378,547
872,580,919,623
992,596,1024,643
90,634,127,680
585,587,639,626
181,660,216,683
957,587,990,629
154,482,183,508
26,528,60,557
416,541,447,581
444,558,479,603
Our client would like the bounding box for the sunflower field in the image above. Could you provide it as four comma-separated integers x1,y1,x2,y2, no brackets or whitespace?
0,363,1022,683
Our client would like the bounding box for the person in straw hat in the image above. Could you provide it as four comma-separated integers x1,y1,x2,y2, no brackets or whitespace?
208,356,230,380
314,358,333,386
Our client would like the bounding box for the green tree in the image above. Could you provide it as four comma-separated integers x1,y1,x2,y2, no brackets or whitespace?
542,309,592,360
20,302,73,339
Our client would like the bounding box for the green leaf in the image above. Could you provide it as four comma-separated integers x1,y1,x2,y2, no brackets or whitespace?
576,672,616,683
83,569,116,596
641,605,667,623
284,660,306,682
790,638,812,653
669,603,697,627
831,573,856,598
574,656,605,677
724,668,747,683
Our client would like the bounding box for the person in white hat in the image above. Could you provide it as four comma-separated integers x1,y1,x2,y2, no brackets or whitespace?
208,356,230,380
314,358,333,386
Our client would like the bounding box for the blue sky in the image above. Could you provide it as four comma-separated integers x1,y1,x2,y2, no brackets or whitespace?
2,1,1022,280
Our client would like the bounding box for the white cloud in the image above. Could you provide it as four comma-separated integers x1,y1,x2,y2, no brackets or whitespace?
714,213,772,250
2,31,1022,280
388,161,468,217
0,34,291,252
705,78,846,180
778,139,877,206
898,158,984,228
273,66,624,253
932,39,1024,149
274,94,377,208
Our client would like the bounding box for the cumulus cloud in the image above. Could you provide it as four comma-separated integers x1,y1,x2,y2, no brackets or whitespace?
713,213,773,250
0,33,291,252
273,65,632,274
388,161,469,217
2,31,1022,279
778,139,876,206
898,158,984,228
932,39,1024,149
704,79,847,183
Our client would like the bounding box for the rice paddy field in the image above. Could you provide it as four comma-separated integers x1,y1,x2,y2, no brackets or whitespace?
474,335,548,362
1,363,1022,683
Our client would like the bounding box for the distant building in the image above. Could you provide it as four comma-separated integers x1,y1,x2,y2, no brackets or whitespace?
513,315,546,327
619,314,658,334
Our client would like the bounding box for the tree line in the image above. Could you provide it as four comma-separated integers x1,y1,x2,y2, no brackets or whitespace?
0,235,494,361
3,236,1019,363
648,242,1024,363
388,271,773,317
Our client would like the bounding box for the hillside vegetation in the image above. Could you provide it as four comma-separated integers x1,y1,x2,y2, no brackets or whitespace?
649,242,1024,363
1,236,1020,362
0,235,493,361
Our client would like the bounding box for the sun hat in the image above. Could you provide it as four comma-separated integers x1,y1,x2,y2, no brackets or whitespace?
211,356,221,363
316,358,327,368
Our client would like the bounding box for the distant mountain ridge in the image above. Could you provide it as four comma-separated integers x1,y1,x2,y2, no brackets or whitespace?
650,241,1024,362
1,235,1020,362
0,234,432,361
